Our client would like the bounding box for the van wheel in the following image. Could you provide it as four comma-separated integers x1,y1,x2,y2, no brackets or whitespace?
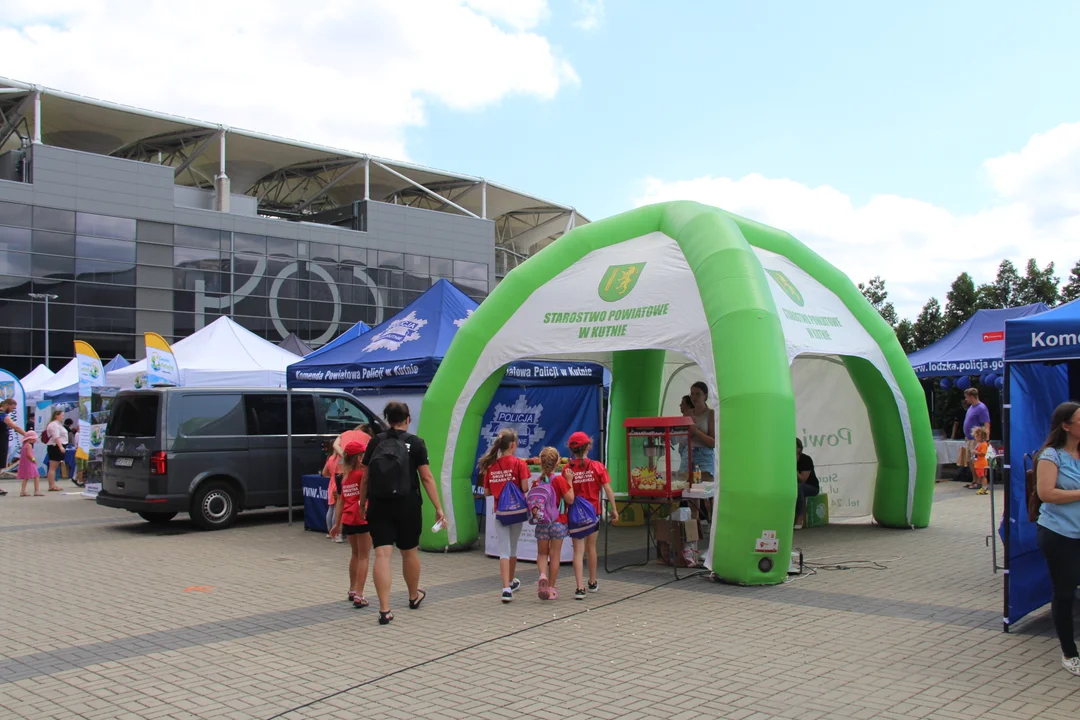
192,481,238,530
138,511,177,525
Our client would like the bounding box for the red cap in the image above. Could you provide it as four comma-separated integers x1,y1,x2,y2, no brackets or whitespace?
344,439,367,456
568,432,591,449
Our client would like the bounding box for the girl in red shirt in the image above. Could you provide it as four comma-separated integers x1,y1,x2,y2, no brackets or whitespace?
534,447,574,601
564,432,618,601
479,429,531,602
331,439,372,609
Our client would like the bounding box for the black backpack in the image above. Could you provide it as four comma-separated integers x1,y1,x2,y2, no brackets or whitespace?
366,432,414,500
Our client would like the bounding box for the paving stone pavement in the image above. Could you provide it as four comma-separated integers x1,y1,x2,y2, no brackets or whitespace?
2,476,1079,720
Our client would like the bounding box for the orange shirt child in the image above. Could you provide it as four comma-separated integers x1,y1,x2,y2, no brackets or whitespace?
974,441,989,477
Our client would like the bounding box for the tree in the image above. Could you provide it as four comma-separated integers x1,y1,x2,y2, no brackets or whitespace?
976,259,1021,309
1060,259,1080,304
912,298,945,350
858,275,899,327
944,272,979,332
894,318,916,354
1015,258,1059,306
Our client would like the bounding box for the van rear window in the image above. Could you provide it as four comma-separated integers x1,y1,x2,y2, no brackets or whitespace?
107,395,160,437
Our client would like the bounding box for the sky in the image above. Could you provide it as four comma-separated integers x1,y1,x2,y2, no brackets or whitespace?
3,0,1080,319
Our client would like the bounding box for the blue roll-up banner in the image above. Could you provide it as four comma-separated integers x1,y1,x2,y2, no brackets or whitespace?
1003,361,1069,627
472,384,602,477
302,473,330,532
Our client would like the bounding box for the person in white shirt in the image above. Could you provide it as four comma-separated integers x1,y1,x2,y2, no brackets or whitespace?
43,409,66,492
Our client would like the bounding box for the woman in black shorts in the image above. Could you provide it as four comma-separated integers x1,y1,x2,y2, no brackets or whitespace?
43,409,66,491
331,439,373,609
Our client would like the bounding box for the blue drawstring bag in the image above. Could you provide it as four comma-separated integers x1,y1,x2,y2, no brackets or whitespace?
496,481,529,526
567,497,599,538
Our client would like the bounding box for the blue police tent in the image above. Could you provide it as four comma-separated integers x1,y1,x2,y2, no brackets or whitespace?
1001,299,1080,630
908,303,1049,378
298,320,371,361
287,279,604,464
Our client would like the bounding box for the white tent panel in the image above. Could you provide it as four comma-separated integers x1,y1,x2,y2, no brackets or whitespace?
28,358,78,400
790,355,877,518
19,364,56,395
107,317,299,389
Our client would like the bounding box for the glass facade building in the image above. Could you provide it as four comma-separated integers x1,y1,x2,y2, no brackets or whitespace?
0,196,490,378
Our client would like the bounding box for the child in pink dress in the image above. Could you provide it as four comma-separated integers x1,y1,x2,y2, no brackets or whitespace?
18,431,42,496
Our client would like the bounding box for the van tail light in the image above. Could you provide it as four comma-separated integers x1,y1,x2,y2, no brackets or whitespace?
150,452,167,475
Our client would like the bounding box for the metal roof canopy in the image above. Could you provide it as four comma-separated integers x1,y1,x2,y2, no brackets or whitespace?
0,77,584,257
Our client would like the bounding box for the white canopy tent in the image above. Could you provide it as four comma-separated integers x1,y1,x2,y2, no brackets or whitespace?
19,364,56,395
27,358,78,401
107,317,299,389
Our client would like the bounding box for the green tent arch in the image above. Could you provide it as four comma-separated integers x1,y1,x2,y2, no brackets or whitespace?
416,201,935,585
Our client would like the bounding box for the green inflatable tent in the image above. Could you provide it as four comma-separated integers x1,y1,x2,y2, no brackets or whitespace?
416,201,935,585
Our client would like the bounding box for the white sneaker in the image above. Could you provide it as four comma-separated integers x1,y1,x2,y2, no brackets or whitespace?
1063,655,1080,676
333,535,344,543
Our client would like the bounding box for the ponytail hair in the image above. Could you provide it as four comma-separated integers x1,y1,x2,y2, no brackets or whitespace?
539,447,560,476
478,428,518,476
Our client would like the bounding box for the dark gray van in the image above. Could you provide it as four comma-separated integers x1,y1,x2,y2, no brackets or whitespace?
97,388,384,529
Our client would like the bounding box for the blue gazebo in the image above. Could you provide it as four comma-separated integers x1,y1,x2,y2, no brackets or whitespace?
1000,298,1080,630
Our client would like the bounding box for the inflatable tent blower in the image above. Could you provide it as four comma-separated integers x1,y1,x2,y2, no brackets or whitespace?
417,202,935,585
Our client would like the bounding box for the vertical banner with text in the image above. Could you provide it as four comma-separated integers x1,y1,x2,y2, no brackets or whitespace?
144,332,181,387
0,370,25,468
74,341,104,462
83,386,118,497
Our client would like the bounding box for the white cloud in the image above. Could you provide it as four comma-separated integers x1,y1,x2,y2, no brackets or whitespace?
464,0,549,30
0,0,577,160
635,122,1080,319
573,0,605,30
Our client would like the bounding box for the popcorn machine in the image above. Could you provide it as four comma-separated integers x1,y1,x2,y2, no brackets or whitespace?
623,417,695,498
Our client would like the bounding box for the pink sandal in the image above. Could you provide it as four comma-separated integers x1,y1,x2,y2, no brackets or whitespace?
548,587,558,600
538,575,550,600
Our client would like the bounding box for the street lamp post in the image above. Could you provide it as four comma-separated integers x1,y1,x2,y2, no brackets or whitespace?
27,292,59,366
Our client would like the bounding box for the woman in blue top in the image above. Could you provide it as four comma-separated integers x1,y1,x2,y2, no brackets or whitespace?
1035,401,1080,677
